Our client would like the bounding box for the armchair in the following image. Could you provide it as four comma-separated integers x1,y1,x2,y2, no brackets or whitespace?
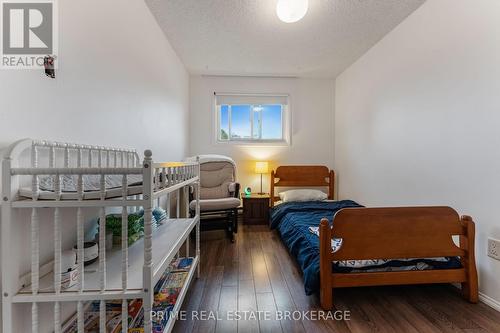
188,155,241,242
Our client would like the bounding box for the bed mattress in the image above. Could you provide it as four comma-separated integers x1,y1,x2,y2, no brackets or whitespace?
19,174,143,200
269,200,462,295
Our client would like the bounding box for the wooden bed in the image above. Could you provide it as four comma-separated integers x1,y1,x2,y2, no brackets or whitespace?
270,165,478,310
270,165,335,206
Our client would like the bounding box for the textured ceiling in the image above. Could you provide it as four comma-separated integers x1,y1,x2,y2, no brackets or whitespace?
145,0,426,78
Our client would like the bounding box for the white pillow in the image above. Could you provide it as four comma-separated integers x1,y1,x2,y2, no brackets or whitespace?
279,189,328,203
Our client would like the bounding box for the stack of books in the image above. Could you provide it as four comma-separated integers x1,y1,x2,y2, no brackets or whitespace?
61,257,194,333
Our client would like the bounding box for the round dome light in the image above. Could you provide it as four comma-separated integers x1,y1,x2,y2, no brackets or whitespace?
276,0,308,23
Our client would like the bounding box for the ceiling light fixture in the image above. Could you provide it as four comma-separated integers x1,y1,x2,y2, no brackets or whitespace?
276,0,308,23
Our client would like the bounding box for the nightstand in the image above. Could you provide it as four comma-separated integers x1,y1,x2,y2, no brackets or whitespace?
241,193,270,225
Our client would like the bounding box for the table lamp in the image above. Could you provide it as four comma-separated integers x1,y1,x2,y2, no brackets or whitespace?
255,161,269,195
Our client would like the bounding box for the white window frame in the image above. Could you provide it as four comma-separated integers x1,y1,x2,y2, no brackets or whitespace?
214,93,291,146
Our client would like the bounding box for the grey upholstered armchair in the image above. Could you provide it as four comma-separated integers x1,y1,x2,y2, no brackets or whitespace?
188,155,240,242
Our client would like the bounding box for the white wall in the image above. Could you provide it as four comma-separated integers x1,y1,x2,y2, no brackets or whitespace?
189,75,335,194
0,0,189,331
0,0,189,160
335,0,500,305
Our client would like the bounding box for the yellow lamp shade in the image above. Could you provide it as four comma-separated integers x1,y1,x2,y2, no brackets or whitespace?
255,161,269,174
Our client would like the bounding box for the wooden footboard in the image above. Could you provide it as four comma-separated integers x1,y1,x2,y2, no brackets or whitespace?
319,207,478,310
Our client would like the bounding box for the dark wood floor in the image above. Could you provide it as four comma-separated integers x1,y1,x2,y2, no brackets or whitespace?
173,223,500,333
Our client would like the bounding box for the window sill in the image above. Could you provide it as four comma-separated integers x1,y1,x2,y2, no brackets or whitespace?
216,139,290,147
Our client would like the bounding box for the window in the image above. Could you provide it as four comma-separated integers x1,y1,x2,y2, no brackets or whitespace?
215,93,289,144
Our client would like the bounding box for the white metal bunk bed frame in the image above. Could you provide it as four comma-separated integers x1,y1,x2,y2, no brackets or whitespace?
1,139,201,333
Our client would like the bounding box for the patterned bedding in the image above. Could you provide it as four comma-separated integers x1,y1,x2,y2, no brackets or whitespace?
19,174,143,200
269,200,462,295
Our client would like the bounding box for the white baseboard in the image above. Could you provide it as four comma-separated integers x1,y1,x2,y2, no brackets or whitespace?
453,283,500,313
479,292,500,313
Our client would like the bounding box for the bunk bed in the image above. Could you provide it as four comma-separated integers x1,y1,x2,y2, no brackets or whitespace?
1,139,201,333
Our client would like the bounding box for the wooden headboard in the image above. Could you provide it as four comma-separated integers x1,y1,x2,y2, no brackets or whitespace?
270,166,335,207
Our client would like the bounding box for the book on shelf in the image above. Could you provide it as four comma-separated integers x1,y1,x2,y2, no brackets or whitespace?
60,257,194,333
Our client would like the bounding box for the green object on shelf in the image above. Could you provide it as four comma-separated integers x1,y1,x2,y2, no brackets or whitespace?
100,212,144,246
99,207,167,247
244,186,252,196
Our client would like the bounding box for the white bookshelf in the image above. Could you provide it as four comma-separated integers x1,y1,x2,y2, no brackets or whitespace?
1,139,201,332
15,217,199,301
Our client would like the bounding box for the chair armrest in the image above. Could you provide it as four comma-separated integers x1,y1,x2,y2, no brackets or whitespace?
229,182,240,199
189,185,194,203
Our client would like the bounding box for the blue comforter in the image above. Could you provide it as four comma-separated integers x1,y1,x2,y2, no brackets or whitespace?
270,200,461,295
270,200,362,295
